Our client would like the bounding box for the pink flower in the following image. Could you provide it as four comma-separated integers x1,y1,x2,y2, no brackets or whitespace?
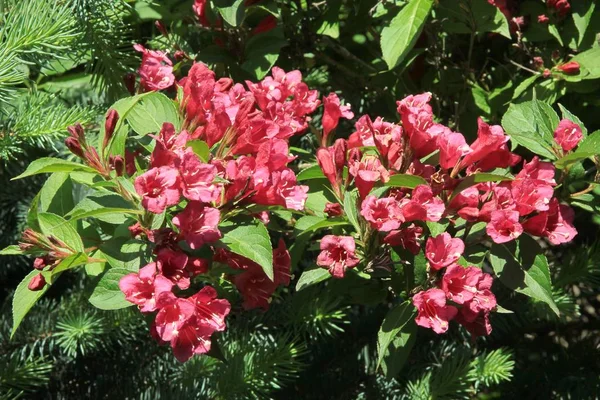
251,168,308,211
179,151,220,203
156,249,190,290
516,156,556,185
181,63,216,125
154,297,196,342
464,273,496,315
436,128,471,169
548,0,571,17
321,93,354,146
511,178,554,216
554,119,583,152
316,235,360,279
400,185,445,222
413,288,458,334
348,115,376,148
186,257,210,276
425,233,465,271
441,265,482,304
487,209,523,243
459,118,509,170
193,0,210,26
188,286,231,332
324,202,343,217
119,263,174,312
348,155,390,199
538,14,549,23
360,195,403,232
231,263,278,310
134,167,181,213
523,198,577,245
134,44,175,92
383,224,423,254
172,202,221,249
455,309,492,338
150,123,190,168
273,239,292,286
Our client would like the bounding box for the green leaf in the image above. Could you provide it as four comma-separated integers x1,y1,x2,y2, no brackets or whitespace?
125,92,181,136
85,250,107,276
39,173,74,216
187,139,211,162
41,253,88,284
100,238,151,272
12,158,96,180
242,28,287,79
427,221,449,237
296,268,331,291
451,173,512,199
385,174,427,189
219,223,274,280
472,0,510,38
343,189,361,234
12,270,51,338
575,130,600,154
512,75,540,101
488,236,558,315
295,216,349,235
0,245,23,255
570,48,600,80
66,193,141,224
502,100,558,145
380,0,434,70
548,24,564,46
38,212,84,252
571,0,595,46
316,0,341,38
214,0,245,26
508,132,558,159
296,165,325,181
376,301,416,371
381,321,416,378
88,268,135,310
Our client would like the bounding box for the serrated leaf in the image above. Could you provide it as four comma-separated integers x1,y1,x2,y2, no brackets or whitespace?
219,223,274,280
0,245,23,255
39,173,74,216
66,193,141,224
296,268,331,291
125,92,181,135
502,100,559,150
385,174,427,189
38,212,84,253
571,0,595,46
89,268,135,310
214,0,245,26
343,189,361,234
242,28,287,79
472,0,510,38
376,301,416,371
512,75,540,101
12,158,96,180
380,0,434,70
187,139,211,162
488,236,558,315
296,165,325,181
100,238,151,271
12,270,51,337
575,130,600,154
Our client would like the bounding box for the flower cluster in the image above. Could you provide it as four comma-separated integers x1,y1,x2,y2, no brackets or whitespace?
314,91,579,336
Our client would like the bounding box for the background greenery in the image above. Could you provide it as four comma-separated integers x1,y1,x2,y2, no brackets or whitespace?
1,0,599,398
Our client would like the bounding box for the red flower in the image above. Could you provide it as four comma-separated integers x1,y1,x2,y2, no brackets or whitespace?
360,195,403,232
273,239,292,286
487,209,523,243
119,263,174,312
556,61,580,75
321,93,354,146
150,123,189,168
441,265,483,304
400,185,445,222
172,202,221,249
134,167,181,214
317,235,360,279
348,155,390,199
186,257,210,276
181,63,216,125
425,233,465,271
179,151,220,203
547,0,571,17
252,15,277,35
324,202,343,217
251,168,308,211
459,118,509,170
193,0,210,26
133,44,175,92
455,309,492,338
156,249,190,290
523,198,577,245
231,263,278,310
383,224,423,254
413,288,458,334
436,128,471,169
554,119,583,152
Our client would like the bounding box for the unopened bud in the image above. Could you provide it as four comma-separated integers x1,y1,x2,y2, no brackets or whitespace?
112,155,125,176
124,73,136,95
103,109,119,150
67,123,85,140
174,50,187,62
333,139,347,175
65,137,85,158
537,14,549,24
33,257,46,270
28,274,46,291
155,20,168,37
532,56,544,70
543,68,552,78
557,61,580,75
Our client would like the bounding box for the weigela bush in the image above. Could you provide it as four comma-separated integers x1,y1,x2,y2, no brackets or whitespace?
4,0,599,366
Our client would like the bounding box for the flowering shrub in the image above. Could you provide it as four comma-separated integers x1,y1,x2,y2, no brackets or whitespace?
2,0,600,396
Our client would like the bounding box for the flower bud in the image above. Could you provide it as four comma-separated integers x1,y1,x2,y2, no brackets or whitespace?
333,139,347,176
532,56,544,70
174,50,187,62
124,73,136,95
324,202,343,217
316,148,336,187
537,14,549,24
543,68,552,78
67,123,85,140
33,257,46,270
102,109,119,150
28,274,46,291
155,20,168,37
557,61,580,75
65,136,85,158
112,155,125,176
